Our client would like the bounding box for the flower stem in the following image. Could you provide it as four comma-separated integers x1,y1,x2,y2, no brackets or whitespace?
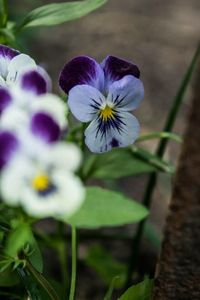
57,221,69,293
124,42,200,289
69,226,77,300
25,260,60,300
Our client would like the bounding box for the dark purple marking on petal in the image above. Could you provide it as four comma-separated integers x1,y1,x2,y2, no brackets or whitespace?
110,138,119,148
59,56,104,94
0,45,19,59
0,88,12,115
31,112,60,143
0,131,18,170
101,56,140,86
38,184,57,197
21,70,48,95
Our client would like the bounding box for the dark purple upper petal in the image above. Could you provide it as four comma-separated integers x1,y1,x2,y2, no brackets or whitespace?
0,88,12,115
20,70,49,95
0,45,19,59
101,56,140,90
59,56,104,94
31,112,61,143
0,131,19,170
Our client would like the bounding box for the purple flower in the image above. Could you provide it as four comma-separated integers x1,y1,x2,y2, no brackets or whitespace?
59,56,144,153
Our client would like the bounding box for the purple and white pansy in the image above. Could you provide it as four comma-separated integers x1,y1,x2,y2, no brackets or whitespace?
0,135,85,217
0,44,85,218
59,55,144,153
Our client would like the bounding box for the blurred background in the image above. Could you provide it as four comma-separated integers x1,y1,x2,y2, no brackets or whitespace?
9,1,200,299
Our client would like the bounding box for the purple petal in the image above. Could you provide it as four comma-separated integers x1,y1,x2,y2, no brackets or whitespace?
0,131,19,170
31,112,61,143
0,88,12,115
59,56,104,94
0,45,19,60
101,56,140,91
20,70,50,95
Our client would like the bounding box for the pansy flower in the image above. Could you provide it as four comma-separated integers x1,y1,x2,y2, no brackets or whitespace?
59,56,144,153
0,68,51,119
0,44,41,87
0,93,67,160
0,137,85,218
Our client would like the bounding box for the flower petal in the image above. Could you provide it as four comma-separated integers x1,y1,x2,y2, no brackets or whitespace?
85,112,140,153
0,131,19,170
30,112,61,143
59,56,104,94
6,54,36,86
31,93,67,128
0,45,19,79
101,55,140,91
20,69,51,95
0,88,12,115
108,75,144,111
0,156,32,205
68,85,105,122
41,142,82,172
22,171,85,218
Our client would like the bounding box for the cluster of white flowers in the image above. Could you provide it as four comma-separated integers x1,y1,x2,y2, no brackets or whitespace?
0,45,85,218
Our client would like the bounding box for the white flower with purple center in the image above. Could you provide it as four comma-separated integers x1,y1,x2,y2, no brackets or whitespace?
0,131,85,218
0,44,43,88
59,55,144,153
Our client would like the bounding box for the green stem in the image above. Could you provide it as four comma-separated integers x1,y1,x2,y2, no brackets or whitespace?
57,222,69,293
124,42,200,289
25,260,60,300
69,227,77,300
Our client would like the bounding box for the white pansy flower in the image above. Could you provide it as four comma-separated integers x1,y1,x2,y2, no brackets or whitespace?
0,142,85,218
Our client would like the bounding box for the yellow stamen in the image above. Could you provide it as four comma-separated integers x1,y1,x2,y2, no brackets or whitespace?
32,173,50,191
100,105,114,121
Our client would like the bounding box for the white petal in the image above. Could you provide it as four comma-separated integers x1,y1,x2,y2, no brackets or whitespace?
42,142,82,172
107,75,144,111
68,84,105,122
85,112,140,153
6,54,36,86
53,170,85,217
0,156,33,206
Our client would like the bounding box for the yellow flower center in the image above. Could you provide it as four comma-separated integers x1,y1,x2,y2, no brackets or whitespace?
100,105,114,121
32,173,50,191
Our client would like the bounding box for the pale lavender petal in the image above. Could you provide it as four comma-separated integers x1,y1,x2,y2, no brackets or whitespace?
108,75,144,111
85,112,140,153
101,56,140,91
30,112,61,143
20,69,50,95
0,88,12,114
0,131,19,170
59,56,104,94
68,84,105,122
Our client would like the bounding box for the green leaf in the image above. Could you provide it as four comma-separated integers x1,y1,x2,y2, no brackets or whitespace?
82,148,157,180
0,267,19,287
85,245,126,287
64,187,148,228
118,278,153,300
19,0,108,29
0,0,7,28
6,223,33,257
104,276,121,300
131,146,175,174
137,131,182,143
5,223,43,272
